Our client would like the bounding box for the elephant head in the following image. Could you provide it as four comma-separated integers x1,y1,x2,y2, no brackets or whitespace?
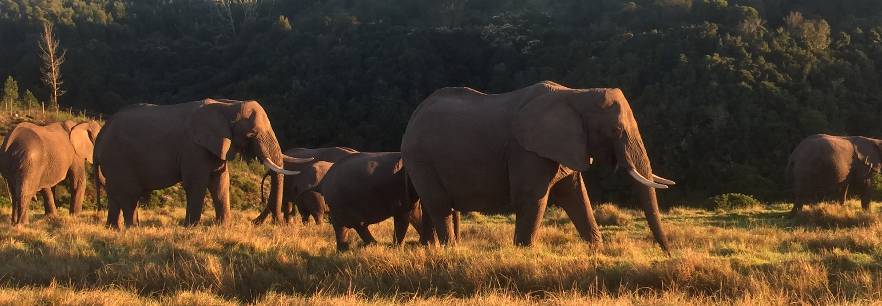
513,84,674,252
853,137,882,174
69,120,102,164
188,99,312,222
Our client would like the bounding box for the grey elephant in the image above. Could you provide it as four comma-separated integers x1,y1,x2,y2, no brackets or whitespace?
258,159,334,225
402,81,675,252
788,134,882,214
94,99,311,228
253,146,358,225
318,152,428,251
0,120,101,225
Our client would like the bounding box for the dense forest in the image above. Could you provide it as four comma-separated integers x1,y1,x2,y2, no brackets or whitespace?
2,0,882,205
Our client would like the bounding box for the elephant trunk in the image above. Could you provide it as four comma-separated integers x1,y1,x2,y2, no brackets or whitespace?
616,129,671,254
256,131,286,223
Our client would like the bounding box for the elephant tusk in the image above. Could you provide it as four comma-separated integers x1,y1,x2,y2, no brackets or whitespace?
262,157,300,175
283,154,314,164
652,174,676,185
629,169,668,189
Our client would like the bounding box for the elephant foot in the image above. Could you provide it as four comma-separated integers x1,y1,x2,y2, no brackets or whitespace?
336,243,351,252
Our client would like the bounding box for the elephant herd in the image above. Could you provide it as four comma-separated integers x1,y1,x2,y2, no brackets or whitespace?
0,81,876,252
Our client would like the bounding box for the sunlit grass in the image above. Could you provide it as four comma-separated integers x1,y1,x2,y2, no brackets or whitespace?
0,200,879,304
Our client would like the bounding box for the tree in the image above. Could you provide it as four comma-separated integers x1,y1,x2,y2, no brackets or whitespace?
2,76,19,111
39,21,66,111
22,90,39,109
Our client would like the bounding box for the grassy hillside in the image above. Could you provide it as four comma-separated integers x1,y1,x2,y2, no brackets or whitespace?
0,203,881,305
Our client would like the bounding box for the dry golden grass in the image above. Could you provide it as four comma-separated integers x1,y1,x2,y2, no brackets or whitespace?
0,200,880,305
792,202,881,228
593,203,633,227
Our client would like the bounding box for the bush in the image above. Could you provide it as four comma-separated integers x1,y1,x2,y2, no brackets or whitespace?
594,203,632,226
703,193,761,211
792,203,880,228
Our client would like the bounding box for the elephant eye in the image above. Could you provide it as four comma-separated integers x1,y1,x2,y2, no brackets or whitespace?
246,131,257,138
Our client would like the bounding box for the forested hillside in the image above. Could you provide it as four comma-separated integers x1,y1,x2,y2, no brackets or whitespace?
2,0,882,204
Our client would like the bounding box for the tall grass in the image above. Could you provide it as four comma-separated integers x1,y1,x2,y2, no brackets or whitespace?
0,201,879,304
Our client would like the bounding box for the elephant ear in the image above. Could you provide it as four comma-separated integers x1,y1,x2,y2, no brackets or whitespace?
188,101,233,160
513,93,589,171
70,123,95,163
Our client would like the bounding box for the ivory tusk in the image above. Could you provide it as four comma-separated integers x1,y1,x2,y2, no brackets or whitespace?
652,174,676,185
629,169,668,189
283,154,314,164
262,157,300,175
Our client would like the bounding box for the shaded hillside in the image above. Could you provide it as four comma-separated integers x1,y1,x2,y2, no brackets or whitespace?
2,0,882,204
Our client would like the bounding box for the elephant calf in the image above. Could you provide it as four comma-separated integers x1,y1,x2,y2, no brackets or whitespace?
318,152,427,251
0,120,101,225
254,146,358,225
788,134,882,214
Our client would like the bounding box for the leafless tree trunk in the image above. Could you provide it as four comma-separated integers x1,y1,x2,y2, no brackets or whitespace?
213,0,265,36
39,21,65,111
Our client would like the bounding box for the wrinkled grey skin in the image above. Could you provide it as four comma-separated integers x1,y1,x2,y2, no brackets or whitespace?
788,134,882,214
94,99,302,229
0,120,101,225
402,81,674,252
319,152,430,251
253,147,358,225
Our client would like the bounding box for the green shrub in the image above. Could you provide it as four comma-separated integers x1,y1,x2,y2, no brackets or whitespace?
703,193,761,210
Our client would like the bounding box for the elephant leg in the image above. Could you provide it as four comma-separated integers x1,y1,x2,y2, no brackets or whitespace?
183,187,208,226
41,187,58,217
283,201,294,224
393,211,410,245
68,164,87,215
407,165,456,245
333,223,352,251
208,169,231,225
452,211,460,242
12,186,35,226
855,180,872,211
182,172,210,226
121,198,138,227
354,224,377,245
839,183,849,206
550,175,602,244
513,194,549,246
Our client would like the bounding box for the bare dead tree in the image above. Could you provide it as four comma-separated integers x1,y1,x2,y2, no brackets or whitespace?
39,21,66,111
213,0,266,36
215,0,237,35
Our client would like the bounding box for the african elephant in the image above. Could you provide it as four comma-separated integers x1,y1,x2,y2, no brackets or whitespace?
258,159,334,224
788,134,882,214
94,99,311,228
253,146,358,225
401,81,675,252
318,152,430,251
0,120,101,225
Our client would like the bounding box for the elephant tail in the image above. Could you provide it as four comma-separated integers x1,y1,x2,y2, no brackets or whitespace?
93,162,102,210
403,168,419,208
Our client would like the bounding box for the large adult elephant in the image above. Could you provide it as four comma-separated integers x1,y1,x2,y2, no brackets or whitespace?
94,99,310,228
0,120,101,225
788,134,882,213
319,152,431,250
253,146,358,225
402,81,675,251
